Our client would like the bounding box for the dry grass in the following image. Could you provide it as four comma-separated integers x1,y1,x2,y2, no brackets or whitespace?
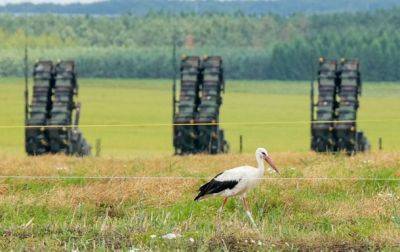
0,151,399,250
48,180,197,207
0,150,398,176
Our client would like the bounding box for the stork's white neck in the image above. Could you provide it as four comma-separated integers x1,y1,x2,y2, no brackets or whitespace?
255,155,265,174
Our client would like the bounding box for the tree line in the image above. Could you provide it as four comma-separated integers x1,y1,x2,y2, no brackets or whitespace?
1,0,399,16
0,8,399,81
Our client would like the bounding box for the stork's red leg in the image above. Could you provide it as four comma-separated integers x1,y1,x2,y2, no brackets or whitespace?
242,197,257,228
242,197,250,212
216,197,228,231
219,197,228,213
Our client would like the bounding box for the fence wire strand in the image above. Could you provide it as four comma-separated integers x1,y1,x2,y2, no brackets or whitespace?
0,118,399,129
0,175,399,181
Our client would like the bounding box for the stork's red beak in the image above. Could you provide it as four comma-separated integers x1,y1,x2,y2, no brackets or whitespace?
264,156,280,174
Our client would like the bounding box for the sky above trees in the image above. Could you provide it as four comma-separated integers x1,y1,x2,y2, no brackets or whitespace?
0,0,100,5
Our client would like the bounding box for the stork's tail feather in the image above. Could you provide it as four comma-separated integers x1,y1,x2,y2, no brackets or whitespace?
194,178,239,202
194,194,203,201
194,182,210,201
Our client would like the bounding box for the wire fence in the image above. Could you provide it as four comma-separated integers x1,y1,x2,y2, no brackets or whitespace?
0,118,399,129
0,117,398,155
0,175,399,181
0,119,398,182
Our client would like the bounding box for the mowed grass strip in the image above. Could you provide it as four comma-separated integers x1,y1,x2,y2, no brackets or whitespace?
0,78,399,156
0,152,399,250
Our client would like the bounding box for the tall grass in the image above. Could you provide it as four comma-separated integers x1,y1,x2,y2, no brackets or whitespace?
0,152,399,250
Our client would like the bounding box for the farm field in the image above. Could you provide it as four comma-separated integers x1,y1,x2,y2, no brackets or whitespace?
1,2,400,250
0,79,399,250
0,78,399,157
0,152,399,250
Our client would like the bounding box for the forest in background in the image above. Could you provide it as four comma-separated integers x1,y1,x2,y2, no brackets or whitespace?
1,0,399,16
0,7,400,80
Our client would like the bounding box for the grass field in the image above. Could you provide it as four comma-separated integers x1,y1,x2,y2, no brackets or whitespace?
0,152,399,250
0,78,399,156
0,79,399,250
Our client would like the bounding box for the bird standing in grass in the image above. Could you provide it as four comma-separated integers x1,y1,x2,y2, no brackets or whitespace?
194,148,280,227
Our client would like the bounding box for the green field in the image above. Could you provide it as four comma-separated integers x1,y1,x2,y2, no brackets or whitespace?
0,78,399,156
0,79,399,250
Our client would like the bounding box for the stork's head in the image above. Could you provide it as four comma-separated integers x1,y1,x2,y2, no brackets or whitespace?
256,148,280,174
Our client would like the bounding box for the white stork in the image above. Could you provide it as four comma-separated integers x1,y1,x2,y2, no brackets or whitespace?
194,148,279,227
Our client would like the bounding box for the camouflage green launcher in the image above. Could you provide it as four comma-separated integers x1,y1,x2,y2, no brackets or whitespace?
196,56,228,154
173,55,229,155
173,56,201,154
25,61,54,155
25,60,91,156
311,59,338,152
311,58,369,154
335,59,370,153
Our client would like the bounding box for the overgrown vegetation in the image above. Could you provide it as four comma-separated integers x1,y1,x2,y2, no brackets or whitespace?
1,8,400,80
0,152,399,250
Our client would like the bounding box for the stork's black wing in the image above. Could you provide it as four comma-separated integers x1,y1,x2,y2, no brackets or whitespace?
194,173,239,201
